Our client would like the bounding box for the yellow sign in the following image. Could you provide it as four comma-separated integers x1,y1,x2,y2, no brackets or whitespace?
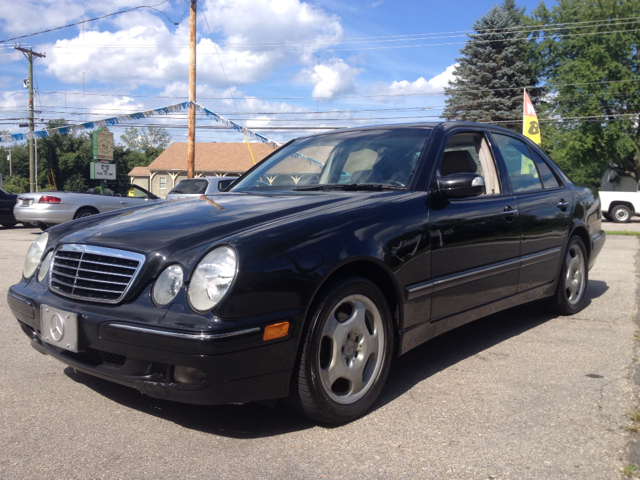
523,90,541,146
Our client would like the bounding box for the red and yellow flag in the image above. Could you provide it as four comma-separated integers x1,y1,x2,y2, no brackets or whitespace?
523,90,541,145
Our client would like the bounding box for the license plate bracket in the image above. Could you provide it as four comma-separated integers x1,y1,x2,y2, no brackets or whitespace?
40,305,79,352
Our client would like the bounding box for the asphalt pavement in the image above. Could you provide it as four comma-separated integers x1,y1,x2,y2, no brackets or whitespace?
1,225,639,479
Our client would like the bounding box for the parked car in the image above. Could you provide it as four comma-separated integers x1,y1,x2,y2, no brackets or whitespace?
0,188,39,228
598,189,640,223
0,188,18,227
166,176,239,200
14,183,162,229
8,122,605,423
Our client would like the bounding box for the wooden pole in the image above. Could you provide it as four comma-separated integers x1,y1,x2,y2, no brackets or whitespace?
187,0,197,178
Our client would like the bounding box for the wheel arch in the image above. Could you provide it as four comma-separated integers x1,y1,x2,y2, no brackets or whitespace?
609,201,634,215
310,257,404,341
73,206,100,219
569,225,591,260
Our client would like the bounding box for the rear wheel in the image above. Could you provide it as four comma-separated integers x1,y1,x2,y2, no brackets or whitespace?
290,277,394,424
1,222,17,228
74,207,97,219
549,236,588,315
611,205,632,223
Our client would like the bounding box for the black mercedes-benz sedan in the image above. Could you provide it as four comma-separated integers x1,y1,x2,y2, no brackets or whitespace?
8,122,606,423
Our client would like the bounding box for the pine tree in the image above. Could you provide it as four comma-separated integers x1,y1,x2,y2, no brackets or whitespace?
442,0,534,126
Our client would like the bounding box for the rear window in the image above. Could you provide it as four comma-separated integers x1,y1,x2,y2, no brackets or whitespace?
169,179,208,195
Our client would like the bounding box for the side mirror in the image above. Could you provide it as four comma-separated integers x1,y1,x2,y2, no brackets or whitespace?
438,173,485,198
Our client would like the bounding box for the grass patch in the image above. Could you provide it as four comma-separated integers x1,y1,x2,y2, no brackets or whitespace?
604,230,640,236
623,464,638,477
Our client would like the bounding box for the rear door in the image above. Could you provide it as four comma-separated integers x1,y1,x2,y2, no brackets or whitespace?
489,132,571,292
427,129,521,321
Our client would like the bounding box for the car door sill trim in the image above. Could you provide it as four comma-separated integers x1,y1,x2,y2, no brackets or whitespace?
405,247,562,301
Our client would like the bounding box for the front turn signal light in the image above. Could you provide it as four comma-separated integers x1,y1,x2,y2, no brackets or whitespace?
263,321,290,341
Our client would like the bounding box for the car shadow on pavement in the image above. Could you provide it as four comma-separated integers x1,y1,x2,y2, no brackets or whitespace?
63,282,609,438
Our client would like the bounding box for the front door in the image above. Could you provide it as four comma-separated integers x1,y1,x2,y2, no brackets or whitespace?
428,131,521,321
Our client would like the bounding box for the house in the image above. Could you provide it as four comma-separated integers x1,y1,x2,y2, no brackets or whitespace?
128,142,276,197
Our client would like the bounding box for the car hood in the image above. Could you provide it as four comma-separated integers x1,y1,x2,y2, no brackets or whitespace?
56,192,372,254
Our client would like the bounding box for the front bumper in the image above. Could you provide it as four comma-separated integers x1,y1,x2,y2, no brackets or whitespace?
8,282,302,405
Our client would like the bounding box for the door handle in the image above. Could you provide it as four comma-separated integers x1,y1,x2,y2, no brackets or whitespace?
557,199,570,210
501,206,518,217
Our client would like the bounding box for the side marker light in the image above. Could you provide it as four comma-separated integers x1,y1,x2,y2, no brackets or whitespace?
263,321,290,341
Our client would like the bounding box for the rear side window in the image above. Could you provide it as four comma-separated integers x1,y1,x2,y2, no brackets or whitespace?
217,179,235,191
169,179,208,195
492,134,543,193
531,150,560,189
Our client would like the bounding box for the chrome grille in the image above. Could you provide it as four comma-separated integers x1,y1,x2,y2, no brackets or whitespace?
49,244,146,304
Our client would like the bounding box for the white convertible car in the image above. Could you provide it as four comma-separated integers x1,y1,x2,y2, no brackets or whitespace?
14,183,162,229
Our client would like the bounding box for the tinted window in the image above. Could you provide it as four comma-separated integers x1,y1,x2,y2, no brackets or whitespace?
531,150,560,189
217,179,235,191
492,134,543,193
169,179,208,195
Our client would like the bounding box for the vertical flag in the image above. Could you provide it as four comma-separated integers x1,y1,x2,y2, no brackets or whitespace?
523,90,541,145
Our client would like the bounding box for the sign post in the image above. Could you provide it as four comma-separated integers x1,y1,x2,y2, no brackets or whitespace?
91,127,115,193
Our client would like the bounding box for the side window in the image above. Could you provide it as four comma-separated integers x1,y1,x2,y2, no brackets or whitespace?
492,134,543,193
129,185,149,198
531,150,560,189
439,132,501,194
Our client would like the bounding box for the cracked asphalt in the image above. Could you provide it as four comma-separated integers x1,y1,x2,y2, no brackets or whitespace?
0,226,638,480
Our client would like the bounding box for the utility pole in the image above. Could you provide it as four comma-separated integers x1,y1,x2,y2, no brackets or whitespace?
6,150,11,177
15,46,46,192
187,0,197,178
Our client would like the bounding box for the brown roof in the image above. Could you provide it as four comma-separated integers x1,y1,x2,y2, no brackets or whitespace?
128,166,151,176
145,142,276,173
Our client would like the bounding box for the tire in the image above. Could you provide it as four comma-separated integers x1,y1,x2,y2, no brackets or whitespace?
611,205,632,223
549,236,588,315
21,222,39,228
1,223,17,228
602,213,611,222
290,277,394,423
38,222,54,231
74,208,97,219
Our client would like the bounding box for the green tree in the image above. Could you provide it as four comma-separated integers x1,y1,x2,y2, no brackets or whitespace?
526,0,640,187
120,126,171,152
443,0,536,126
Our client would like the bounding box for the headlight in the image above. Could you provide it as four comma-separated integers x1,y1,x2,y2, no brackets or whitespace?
152,264,184,307
37,251,53,282
23,232,49,279
187,246,237,313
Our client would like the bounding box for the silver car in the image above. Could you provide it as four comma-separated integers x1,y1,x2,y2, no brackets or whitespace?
14,183,162,229
166,176,238,200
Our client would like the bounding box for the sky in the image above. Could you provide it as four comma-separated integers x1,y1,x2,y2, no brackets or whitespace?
0,0,554,146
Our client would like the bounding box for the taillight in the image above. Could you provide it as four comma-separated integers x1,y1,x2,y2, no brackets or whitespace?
38,195,61,204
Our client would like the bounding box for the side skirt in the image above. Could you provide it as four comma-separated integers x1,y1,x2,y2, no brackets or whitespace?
397,281,557,356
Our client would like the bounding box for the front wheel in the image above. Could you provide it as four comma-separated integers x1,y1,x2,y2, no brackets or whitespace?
74,208,97,219
611,205,632,223
549,236,588,315
291,277,394,423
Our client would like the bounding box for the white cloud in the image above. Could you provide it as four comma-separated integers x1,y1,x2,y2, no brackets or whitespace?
377,64,457,99
296,58,363,98
33,0,344,90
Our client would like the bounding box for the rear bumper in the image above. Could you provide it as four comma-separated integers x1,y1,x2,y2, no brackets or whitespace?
589,230,606,270
14,204,76,224
8,285,300,405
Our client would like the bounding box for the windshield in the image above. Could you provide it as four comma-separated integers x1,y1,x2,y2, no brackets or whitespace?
230,127,432,192
168,179,209,195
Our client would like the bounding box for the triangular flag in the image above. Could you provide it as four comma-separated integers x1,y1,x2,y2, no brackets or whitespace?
523,90,541,146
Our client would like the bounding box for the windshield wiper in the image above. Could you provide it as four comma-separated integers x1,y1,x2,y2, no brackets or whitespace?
294,183,406,191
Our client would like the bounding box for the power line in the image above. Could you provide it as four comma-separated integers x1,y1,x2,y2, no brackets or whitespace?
0,0,171,44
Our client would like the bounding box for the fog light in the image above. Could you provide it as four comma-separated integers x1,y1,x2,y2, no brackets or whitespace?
263,321,290,341
174,366,205,384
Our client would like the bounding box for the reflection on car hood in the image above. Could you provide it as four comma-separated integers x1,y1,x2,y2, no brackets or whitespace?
57,192,369,252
